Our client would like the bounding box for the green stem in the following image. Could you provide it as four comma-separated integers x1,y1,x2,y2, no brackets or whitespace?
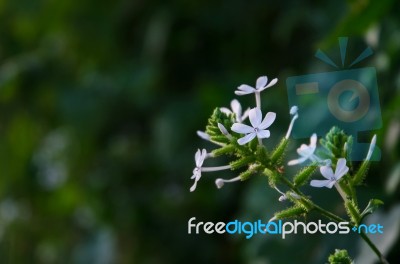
359,231,389,264
278,173,387,263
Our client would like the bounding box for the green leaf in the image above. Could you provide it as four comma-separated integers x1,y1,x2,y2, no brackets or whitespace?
360,199,384,222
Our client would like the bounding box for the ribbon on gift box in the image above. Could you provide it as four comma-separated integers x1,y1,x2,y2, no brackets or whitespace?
315,37,373,69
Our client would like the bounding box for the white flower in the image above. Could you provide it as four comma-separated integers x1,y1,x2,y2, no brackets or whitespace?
220,99,250,123
231,108,276,145
190,149,207,192
288,133,318,165
310,158,349,188
189,149,231,192
235,76,278,96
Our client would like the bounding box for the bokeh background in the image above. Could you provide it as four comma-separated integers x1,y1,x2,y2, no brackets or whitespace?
0,0,399,263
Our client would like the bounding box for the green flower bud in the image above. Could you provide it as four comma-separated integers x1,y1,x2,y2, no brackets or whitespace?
274,206,306,220
328,249,353,264
345,200,361,225
230,156,254,170
212,145,235,157
270,138,289,164
263,167,279,187
293,164,317,187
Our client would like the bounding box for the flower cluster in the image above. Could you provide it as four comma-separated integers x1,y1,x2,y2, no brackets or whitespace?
188,72,385,261
190,76,378,197
190,76,286,192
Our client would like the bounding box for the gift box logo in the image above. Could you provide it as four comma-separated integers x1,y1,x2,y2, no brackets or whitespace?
286,37,382,161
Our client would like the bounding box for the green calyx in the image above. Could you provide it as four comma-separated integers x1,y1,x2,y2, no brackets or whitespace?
320,126,353,162
206,108,235,145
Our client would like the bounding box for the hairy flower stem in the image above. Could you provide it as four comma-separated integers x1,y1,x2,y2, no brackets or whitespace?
276,171,387,263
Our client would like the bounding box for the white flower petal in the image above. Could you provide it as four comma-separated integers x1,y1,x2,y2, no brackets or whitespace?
231,99,242,118
259,112,276,130
237,133,256,145
297,144,313,157
256,76,268,89
257,129,270,138
288,157,307,166
231,123,254,134
265,78,278,88
220,107,232,115
310,133,317,147
320,166,334,180
235,90,252,96
194,149,201,165
199,149,207,166
257,78,278,92
310,179,331,188
249,108,262,128
190,181,198,192
237,84,255,93
194,149,207,167
335,158,349,180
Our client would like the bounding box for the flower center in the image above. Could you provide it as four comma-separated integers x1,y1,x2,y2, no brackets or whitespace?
330,176,336,181
254,127,259,133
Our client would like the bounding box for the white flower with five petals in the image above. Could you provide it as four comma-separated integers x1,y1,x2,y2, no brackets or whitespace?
220,99,250,123
231,108,276,145
288,133,319,165
235,76,278,95
310,158,349,188
190,149,207,192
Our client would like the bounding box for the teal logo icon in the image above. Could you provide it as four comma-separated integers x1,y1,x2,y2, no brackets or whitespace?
286,37,382,161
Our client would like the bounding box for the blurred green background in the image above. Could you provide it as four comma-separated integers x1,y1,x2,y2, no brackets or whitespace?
0,0,399,263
